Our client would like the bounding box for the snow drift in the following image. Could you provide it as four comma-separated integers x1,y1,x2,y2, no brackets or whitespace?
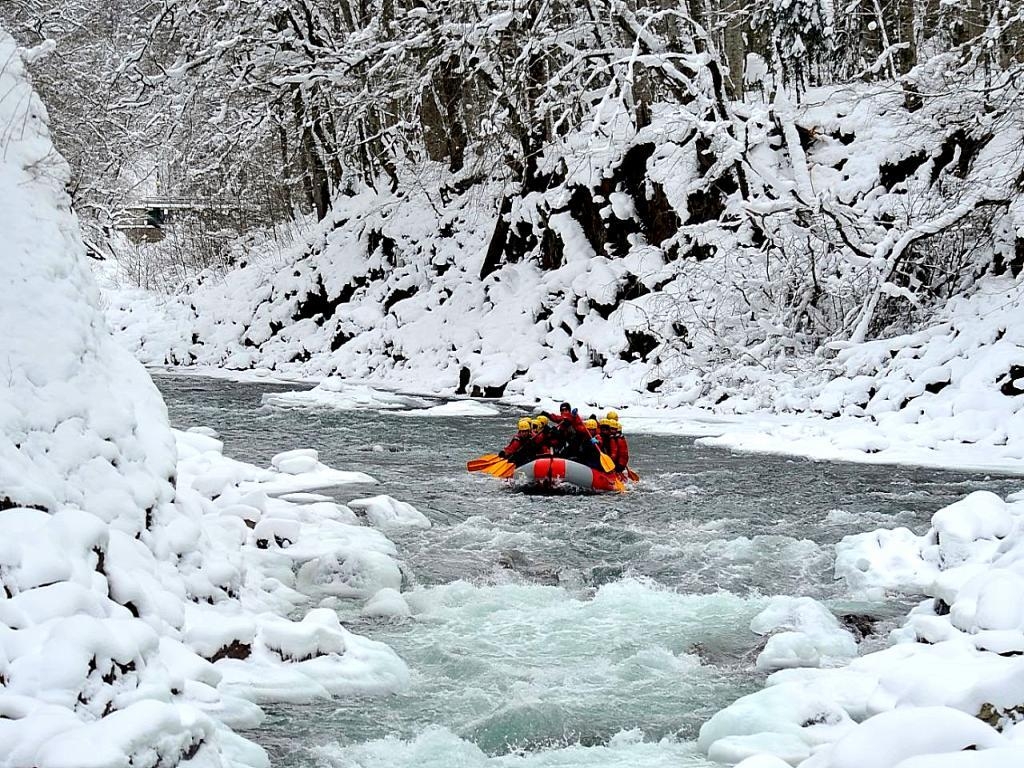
0,30,413,768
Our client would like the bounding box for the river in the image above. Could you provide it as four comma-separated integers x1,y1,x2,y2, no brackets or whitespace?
154,373,1022,768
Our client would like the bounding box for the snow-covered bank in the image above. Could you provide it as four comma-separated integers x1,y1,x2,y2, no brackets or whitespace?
0,32,416,767
99,75,1024,475
701,489,1024,768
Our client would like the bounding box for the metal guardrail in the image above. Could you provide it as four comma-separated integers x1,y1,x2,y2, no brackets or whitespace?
124,197,259,212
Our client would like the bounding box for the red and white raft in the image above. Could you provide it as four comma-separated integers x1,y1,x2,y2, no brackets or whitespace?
513,457,625,493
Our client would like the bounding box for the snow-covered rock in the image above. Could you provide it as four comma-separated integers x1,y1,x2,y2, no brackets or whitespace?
271,448,320,475
361,587,413,619
750,597,859,672
349,494,432,529
0,29,414,767
703,488,1024,768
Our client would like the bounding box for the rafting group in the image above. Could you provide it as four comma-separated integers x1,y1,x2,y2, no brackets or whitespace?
467,402,635,493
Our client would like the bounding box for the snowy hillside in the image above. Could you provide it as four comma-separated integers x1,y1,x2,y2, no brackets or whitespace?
0,30,417,768
103,75,1024,455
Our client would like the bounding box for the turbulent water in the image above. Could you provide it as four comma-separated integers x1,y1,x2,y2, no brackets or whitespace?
155,374,1022,768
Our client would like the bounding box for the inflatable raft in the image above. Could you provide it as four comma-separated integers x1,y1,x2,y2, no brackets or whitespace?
513,457,624,493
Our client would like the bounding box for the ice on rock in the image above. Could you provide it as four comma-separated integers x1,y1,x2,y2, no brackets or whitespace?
698,682,856,763
259,609,346,661
349,494,431,529
804,706,1006,768
271,448,320,475
362,587,413,619
750,597,858,672
214,612,409,703
931,491,1013,568
757,632,827,672
834,527,935,597
296,548,403,599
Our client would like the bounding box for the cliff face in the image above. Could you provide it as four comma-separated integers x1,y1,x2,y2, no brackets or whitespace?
105,79,1024,420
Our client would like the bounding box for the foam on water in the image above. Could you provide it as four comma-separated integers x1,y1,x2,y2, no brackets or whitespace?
313,726,721,768
312,578,766,756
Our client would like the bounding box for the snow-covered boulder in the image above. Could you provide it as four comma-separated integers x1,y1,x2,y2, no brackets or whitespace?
271,449,320,475
750,597,859,672
362,587,413,619
801,706,1007,768
349,494,432,529
834,527,936,598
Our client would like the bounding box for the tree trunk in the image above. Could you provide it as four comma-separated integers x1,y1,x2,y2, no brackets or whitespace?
720,0,749,98
893,0,917,73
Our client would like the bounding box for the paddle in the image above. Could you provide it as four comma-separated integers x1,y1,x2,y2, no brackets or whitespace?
597,449,615,473
626,467,640,482
467,454,500,472
484,459,514,477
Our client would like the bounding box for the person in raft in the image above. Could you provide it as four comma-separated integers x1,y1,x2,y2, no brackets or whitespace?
531,415,558,456
604,411,630,473
543,402,603,470
499,418,540,466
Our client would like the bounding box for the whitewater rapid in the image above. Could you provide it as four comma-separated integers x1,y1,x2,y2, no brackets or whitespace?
154,374,1021,767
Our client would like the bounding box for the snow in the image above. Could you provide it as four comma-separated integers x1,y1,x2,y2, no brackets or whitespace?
271,448,320,474
750,597,858,672
92,75,1024,487
395,400,501,417
32,12,1024,768
700,486,1024,768
361,588,413,619
0,32,421,767
262,378,429,411
349,495,432,529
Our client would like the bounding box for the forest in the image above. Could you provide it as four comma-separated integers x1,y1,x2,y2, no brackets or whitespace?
5,0,1024,401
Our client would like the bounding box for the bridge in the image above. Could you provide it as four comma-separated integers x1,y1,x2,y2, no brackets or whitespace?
113,197,258,243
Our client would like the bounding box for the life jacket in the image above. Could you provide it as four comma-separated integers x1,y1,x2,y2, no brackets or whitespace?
503,431,538,466
532,428,558,455
608,433,630,472
553,414,600,468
